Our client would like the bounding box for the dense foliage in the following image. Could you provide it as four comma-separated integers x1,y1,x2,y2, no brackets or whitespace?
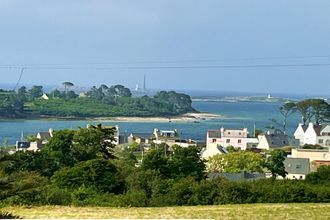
0,127,329,207
0,84,196,118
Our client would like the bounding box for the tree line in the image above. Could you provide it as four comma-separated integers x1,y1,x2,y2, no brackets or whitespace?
0,126,329,207
0,84,196,118
271,99,330,134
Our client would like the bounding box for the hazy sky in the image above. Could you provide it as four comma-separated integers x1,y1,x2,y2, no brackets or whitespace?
1,1,330,95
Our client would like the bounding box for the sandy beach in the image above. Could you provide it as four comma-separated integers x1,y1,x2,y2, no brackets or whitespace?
93,112,222,123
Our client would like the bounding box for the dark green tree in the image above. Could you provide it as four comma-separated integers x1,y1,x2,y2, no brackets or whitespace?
305,165,330,184
51,158,121,193
17,86,28,102
141,145,169,178
263,150,287,179
73,124,117,160
28,86,43,101
168,145,206,181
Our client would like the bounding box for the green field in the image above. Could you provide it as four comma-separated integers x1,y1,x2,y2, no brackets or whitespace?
1,204,329,219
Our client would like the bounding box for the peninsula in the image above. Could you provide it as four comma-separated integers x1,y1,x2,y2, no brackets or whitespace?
0,84,198,119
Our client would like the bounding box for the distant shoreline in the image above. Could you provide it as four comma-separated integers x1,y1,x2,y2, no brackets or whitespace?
0,112,223,123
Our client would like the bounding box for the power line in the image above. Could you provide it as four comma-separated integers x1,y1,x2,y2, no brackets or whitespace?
0,63,330,70
13,68,25,91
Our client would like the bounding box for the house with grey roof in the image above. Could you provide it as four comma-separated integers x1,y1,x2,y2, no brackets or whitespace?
257,129,290,150
282,157,310,180
208,171,265,181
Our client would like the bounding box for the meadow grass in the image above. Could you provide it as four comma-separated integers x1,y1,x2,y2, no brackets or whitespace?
1,203,329,219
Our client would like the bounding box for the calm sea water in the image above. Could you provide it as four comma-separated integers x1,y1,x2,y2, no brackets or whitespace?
0,101,300,145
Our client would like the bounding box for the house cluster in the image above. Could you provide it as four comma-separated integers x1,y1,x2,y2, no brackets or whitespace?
128,128,197,148
15,126,197,153
13,121,330,181
202,127,291,159
203,123,330,180
16,128,54,152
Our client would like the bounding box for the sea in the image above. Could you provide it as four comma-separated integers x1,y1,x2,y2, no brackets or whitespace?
0,93,308,145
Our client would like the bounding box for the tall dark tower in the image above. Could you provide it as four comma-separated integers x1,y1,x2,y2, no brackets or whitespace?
143,74,146,91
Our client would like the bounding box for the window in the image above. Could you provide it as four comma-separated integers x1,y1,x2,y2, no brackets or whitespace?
226,139,230,143
212,139,216,143
228,132,231,135
319,139,324,144
282,140,287,144
239,132,242,135
326,140,330,146
238,139,242,144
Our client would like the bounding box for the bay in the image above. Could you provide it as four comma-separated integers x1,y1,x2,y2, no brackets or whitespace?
0,101,300,145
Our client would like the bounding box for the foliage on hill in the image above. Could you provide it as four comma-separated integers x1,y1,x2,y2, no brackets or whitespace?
0,85,196,118
0,126,329,207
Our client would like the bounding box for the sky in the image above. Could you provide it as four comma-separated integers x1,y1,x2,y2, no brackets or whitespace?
0,0,330,95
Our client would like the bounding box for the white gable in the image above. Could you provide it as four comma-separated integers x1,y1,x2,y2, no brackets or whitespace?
321,125,330,135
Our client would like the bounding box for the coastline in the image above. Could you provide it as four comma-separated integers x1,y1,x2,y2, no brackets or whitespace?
0,112,223,123
88,112,222,123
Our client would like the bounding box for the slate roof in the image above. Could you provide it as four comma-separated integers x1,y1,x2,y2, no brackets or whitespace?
38,132,51,140
131,133,154,139
16,141,30,149
208,172,265,181
284,158,310,175
264,129,290,148
208,130,221,138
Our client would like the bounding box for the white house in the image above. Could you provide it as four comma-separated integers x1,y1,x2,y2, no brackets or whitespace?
257,129,290,150
294,123,330,147
201,143,228,159
206,127,258,151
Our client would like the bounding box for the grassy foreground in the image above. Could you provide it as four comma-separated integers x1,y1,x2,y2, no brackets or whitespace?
1,203,329,219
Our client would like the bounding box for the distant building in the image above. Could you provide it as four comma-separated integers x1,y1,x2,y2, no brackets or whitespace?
257,129,290,150
42,93,49,100
311,160,330,172
128,128,196,148
283,157,311,180
37,128,54,145
16,141,30,151
206,127,258,151
201,144,228,159
128,133,153,145
294,123,330,147
291,148,330,162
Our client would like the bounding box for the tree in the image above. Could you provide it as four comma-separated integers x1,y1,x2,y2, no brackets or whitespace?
305,165,330,184
17,86,28,102
141,145,169,178
73,124,117,160
28,86,43,101
207,152,264,173
110,85,132,98
51,158,121,193
295,99,329,125
168,145,206,181
309,99,329,124
279,102,297,134
263,150,287,179
62,82,74,95
66,91,78,99
42,129,76,169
